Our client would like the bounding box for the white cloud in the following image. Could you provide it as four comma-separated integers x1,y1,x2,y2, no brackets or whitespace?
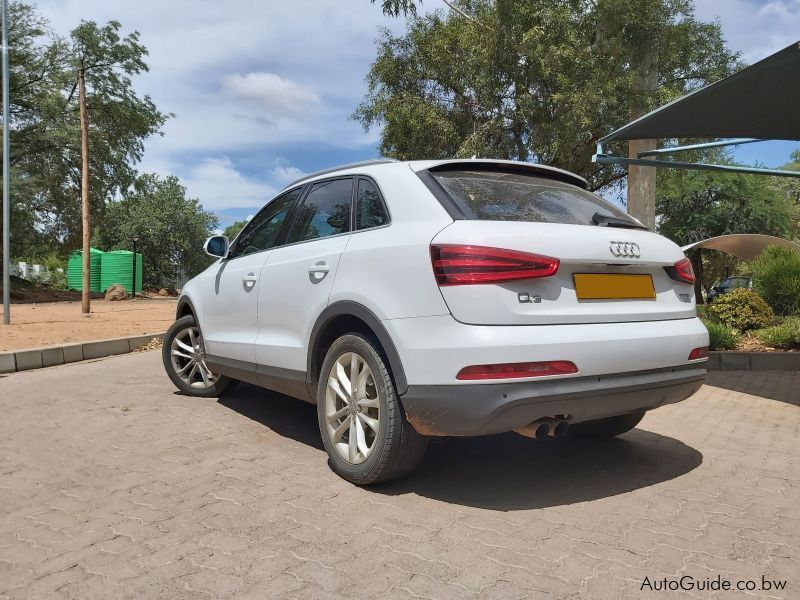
694,0,800,64
223,72,319,119
181,157,276,211
270,159,306,184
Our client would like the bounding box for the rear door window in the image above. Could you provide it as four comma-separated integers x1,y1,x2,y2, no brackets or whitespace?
429,169,637,227
287,178,353,243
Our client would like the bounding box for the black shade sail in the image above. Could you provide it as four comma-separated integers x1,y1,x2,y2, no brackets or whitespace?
600,42,800,142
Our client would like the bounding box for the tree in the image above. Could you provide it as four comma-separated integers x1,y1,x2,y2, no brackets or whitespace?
0,3,168,278
223,219,248,241
355,0,738,195
656,158,797,301
94,174,218,289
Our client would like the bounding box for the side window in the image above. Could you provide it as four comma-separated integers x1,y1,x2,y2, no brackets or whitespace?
356,178,389,230
230,187,303,258
287,178,352,243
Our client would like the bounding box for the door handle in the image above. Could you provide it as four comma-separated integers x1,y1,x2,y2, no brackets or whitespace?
242,272,257,291
308,261,330,283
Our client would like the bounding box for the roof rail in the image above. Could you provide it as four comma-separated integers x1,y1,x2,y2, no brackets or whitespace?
282,158,399,190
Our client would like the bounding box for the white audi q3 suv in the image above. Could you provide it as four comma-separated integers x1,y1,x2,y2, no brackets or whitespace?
162,159,709,484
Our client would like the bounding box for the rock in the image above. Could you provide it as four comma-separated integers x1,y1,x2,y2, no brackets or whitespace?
105,284,128,301
158,288,168,296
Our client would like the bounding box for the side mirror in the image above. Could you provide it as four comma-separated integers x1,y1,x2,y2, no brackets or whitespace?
204,235,229,258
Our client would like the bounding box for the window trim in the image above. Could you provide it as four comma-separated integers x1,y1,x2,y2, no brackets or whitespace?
226,184,306,261
354,175,392,232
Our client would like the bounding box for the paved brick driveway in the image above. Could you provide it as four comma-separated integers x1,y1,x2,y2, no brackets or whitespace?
0,352,798,599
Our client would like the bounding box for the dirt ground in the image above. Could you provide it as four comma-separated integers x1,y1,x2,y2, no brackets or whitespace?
0,298,176,351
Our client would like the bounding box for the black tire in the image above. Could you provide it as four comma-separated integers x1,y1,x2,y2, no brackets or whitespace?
317,333,428,485
162,315,235,398
568,411,646,439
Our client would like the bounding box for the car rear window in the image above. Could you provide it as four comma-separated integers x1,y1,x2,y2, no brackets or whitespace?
429,169,635,226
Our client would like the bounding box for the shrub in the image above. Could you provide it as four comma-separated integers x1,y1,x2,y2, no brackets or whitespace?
755,318,800,350
705,288,774,332
750,246,800,316
42,270,67,290
702,319,738,350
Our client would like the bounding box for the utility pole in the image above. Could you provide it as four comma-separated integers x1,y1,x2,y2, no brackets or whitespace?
1,0,10,324
78,64,90,314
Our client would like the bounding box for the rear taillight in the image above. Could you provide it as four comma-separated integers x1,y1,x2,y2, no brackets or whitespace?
456,360,578,381
665,257,695,285
688,346,709,361
431,244,559,286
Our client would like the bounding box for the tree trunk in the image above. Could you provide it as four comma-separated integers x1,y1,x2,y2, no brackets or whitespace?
627,47,658,231
78,67,91,314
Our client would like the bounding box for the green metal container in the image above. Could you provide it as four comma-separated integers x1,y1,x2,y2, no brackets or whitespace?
67,248,103,292
100,250,142,293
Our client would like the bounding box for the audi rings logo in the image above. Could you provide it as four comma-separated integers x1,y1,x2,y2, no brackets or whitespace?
609,241,641,258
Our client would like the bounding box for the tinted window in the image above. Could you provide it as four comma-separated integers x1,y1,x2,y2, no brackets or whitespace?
230,187,303,258
431,170,636,226
288,178,352,242
356,178,389,230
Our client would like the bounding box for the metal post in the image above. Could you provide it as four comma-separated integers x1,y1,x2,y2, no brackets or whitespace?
2,0,10,324
131,237,138,299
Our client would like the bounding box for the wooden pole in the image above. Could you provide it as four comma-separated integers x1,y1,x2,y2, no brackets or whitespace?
79,66,90,314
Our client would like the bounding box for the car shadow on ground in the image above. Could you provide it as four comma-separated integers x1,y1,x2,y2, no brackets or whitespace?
705,371,799,407
219,384,703,511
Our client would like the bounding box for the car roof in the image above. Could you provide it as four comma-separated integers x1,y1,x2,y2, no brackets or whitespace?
282,158,588,191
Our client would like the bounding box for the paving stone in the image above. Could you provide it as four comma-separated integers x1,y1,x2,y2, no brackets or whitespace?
0,353,797,599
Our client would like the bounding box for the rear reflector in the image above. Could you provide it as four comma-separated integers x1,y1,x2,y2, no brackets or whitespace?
431,244,559,286
688,346,709,360
666,257,695,285
456,360,578,381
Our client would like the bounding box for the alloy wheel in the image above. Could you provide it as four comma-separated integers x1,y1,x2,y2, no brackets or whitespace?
324,352,381,464
169,326,216,389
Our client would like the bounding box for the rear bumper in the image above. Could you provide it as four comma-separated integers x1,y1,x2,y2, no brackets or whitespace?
401,364,706,436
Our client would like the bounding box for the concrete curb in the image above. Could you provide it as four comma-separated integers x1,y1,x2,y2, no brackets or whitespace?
0,333,165,374
708,351,800,371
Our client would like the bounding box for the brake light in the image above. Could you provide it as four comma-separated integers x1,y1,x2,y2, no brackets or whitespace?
688,346,709,361
431,244,559,286
666,257,695,284
456,360,578,380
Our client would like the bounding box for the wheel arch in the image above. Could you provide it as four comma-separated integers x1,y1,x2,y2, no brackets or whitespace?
307,301,408,397
176,295,198,320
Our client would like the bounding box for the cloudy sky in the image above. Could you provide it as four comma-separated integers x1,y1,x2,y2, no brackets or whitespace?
35,0,800,226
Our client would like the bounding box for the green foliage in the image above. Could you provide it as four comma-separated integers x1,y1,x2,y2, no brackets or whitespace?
355,0,738,192
93,174,218,288
0,2,168,259
223,220,249,242
750,246,800,317
755,318,800,350
42,269,68,290
702,319,738,351
374,0,419,16
706,288,774,332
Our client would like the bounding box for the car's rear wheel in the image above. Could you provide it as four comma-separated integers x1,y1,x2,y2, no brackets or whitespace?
317,333,428,484
162,315,234,397
568,411,646,439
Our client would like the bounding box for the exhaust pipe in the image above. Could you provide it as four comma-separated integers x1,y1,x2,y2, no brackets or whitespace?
548,419,569,438
515,419,551,440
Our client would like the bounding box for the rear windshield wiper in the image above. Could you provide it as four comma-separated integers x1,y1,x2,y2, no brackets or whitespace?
591,212,647,230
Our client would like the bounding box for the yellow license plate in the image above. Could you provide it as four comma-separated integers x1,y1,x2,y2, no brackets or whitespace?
573,273,656,300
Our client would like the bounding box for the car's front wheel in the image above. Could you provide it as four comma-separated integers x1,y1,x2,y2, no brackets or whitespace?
317,333,428,484
162,315,234,397
568,411,645,439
